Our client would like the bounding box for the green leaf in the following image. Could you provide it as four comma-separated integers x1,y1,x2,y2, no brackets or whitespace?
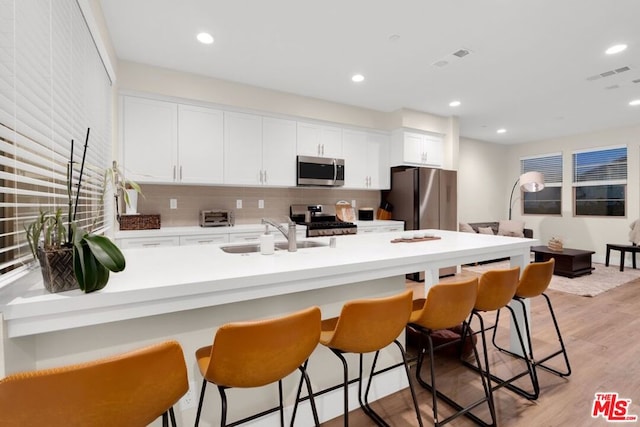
83,234,126,272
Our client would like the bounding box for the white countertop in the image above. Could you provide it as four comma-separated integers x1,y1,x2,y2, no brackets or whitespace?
2,230,535,338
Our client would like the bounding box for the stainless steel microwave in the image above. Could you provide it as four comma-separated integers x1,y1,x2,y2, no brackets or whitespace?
296,155,345,187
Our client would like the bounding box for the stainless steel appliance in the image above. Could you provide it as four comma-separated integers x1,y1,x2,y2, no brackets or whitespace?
296,155,345,187
383,167,457,280
200,210,234,227
290,204,357,237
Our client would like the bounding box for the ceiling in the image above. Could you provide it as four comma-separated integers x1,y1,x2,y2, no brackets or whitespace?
99,0,640,144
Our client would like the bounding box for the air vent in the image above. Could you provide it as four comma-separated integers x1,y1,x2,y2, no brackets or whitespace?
605,84,620,90
432,47,473,68
587,65,632,81
452,49,470,58
633,78,640,84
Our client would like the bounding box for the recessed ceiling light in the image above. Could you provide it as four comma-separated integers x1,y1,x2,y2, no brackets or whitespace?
351,74,365,83
605,44,627,55
497,128,507,134
197,32,214,45
449,100,461,107
630,99,640,106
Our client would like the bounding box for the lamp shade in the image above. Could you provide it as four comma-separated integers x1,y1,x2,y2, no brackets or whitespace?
519,171,544,193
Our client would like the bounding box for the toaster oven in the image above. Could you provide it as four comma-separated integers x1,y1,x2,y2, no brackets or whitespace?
200,210,234,227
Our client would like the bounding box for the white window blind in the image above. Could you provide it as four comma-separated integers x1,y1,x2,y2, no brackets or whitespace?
0,0,112,280
520,153,563,216
572,146,627,216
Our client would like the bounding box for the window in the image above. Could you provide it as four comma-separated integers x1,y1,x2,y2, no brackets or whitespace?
521,153,562,215
0,1,112,282
572,146,627,216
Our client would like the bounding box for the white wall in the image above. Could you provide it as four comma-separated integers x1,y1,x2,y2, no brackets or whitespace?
458,137,508,223
506,124,640,263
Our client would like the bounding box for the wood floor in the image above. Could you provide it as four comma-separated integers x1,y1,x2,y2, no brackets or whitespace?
320,270,640,427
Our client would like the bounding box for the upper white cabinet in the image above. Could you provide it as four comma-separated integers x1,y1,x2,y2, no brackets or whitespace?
122,96,177,183
224,112,263,185
121,96,224,184
390,130,444,168
178,105,224,184
297,122,342,158
262,117,297,186
342,129,390,189
224,113,296,186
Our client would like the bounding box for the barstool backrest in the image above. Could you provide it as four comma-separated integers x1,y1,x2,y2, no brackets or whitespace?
0,340,188,427
322,290,413,353
205,306,321,388
515,258,555,298
475,266,521,311
411,277,479,330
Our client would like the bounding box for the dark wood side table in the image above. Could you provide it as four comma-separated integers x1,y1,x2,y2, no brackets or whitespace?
530,246,595,278
605,244,640,272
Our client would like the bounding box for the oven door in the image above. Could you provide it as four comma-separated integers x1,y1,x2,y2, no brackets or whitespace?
297,155,344,186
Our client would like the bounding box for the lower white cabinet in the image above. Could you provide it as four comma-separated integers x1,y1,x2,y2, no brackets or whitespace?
356,222,404,234
179,234,229,246
117,236,180,249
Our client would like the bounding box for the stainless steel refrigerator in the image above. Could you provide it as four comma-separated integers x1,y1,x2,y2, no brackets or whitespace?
383,167,457,281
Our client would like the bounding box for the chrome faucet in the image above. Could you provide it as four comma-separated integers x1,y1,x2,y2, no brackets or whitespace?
261,218,297,252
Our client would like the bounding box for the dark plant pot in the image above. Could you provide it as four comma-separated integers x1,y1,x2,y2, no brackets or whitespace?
37,247,79,293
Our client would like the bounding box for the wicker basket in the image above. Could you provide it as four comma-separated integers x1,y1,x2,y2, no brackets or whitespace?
547,237,564,252
119,214,161,230
37,247,79,293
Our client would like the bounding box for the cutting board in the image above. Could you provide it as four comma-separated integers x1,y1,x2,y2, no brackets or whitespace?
335,201,355,222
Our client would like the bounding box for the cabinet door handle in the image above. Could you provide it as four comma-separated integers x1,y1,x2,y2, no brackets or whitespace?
264,170,267,184
317,144,321,156
180,166,183,180
259,170,263,183
173,165,176,181
322,144,325,156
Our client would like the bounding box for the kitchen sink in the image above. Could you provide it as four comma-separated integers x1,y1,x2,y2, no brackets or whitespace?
220,240,328,254
219,244,261,254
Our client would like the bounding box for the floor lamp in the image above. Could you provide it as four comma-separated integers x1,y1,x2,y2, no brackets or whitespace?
509,171,545,220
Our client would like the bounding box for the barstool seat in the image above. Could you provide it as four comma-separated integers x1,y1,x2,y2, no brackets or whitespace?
194,306,321,427
492,258,571,398
319,289,423,426
408,277,496,427
0,340,188,427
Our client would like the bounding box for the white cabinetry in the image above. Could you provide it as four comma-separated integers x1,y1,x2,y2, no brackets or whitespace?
297,122,342,158
356,222,404,234
391,130,444,168
178,105,224,184
121,96,223,184
224,114,296,186
224,112,263,185
179,234,229,246
122,96,177,183
117,236,180,249
342,130,390,189
261,117,297,186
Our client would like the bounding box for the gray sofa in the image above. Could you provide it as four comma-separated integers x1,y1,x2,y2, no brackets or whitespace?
467,221,533,239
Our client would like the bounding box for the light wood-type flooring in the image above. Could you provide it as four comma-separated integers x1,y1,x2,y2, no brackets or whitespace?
320,269,640,427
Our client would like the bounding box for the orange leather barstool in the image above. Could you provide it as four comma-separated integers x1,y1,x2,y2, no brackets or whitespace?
194,306,321,427
0,340,188,427
319,289,423,426
407,277,495,427
461,266,538,402
492,258,571,398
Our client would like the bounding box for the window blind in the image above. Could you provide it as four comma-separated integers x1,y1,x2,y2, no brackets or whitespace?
520,153,563,186
0,0,112,280
572,146,627,185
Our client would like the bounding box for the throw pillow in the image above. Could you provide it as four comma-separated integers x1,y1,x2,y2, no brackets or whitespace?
459,222,476,233
498,220,525,238
478,226,494,235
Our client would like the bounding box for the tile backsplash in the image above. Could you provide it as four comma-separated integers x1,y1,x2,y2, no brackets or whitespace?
128,185,381,227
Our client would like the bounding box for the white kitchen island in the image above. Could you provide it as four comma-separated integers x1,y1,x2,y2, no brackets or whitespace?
0,230,537,426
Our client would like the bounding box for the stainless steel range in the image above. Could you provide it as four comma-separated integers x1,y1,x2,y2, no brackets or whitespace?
290,204,357,237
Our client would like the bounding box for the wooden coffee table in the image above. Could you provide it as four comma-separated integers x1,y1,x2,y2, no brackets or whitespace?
530,246,595,278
